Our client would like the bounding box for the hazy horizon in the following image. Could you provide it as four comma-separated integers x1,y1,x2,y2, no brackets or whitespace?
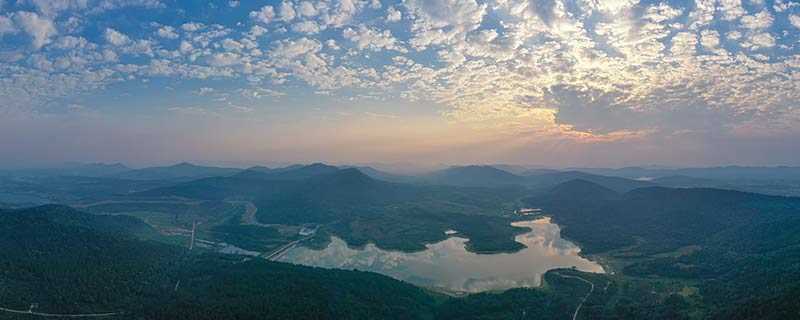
3,159,800,174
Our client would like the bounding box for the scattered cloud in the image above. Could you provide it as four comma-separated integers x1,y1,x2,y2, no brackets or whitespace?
386,6,401,22
789,14,800,29
0,15,16,35
0,0,799,152
278,1,297,22
157,25,178,39
291,20,321,34
104,27,130,46
250,5,275,24
181,22,203,32
14,11,56,49
343,26,405,52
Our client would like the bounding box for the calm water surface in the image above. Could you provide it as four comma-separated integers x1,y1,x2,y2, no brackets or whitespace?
279,217,603,292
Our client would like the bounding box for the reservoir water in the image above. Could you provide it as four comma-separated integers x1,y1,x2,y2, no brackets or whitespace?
279,217,604,293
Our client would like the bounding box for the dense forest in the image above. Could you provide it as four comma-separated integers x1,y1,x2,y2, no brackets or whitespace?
0,206,436,319
525,180,800,318
2,163,800,319
3,204,660,319
137,168,530,253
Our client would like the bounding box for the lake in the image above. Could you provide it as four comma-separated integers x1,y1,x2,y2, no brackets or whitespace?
279,217,604,293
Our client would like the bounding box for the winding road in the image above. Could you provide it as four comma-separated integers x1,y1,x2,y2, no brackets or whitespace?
0,306,120,318
71,199,201,209
264,235,314,261
235,201,285,228
555,273,595,320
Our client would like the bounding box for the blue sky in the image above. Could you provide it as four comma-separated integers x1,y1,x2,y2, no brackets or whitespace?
1,0,799,168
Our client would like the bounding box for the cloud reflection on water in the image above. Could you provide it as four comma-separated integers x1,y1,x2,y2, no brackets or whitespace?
280,217,603,292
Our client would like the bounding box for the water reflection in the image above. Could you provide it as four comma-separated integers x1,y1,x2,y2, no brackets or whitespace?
279,217,604,293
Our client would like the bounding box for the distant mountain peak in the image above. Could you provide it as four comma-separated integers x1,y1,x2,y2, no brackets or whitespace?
304,162,338,170
171,162,196,168
448,164,504,171
424,165,524,187
242,166,272,173
111,162,240,180
294,163,340,174
233,163,340,181
549,179,619,199
436,165,520,178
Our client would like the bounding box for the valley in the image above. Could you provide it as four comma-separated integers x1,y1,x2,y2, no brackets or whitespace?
1,163,800,319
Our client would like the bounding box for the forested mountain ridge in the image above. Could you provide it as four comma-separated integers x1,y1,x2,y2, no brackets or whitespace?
136,166,530,253
526,180,800,318
420,165,652,192
110,162,242,181
4,165,800,319
0,205,439,319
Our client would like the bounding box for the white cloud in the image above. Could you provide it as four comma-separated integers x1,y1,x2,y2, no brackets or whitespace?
238,87,285,98
298,1,317,17
208,52,241,66
53,35,88,49
126,39,154,56
14,11,56,49
700,29,721,49
740,10,774,30
104,27,130,46
291,20,320,34
228,1,239,8
4,0,800,141
404,0,486,49
748,32,776,48
157,25,178,39
16,0,163,19
221,38,242,51
27,0,88,16
386,6,401,22
406,0,484,30
688,0,716,29
0,15,16,35
195,87,214,95
343,26,405,52
369,0,381,9
179,40,194,54
181,22,204,32
774,0,800,12
719,0,746,21
270,37,321,59
789,14,800,29
102,48,118,62
326,39,340,50
61,16,81,33
590,0,637,14
727,30,742,40
319,0,363,28
250,5,275,24
279,1,296,21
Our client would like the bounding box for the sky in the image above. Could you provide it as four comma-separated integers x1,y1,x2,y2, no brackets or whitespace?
1,0,799,168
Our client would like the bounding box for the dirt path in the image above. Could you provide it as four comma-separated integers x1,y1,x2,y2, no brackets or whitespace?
0,306,120,318
555,273,595,320
236,201,260,226
264,236,314,261
234,201,287,228
72,199,202,209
